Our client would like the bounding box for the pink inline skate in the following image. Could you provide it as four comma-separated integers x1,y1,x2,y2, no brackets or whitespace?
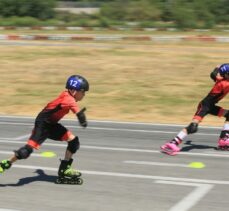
160,142,180,156
218,137,229,150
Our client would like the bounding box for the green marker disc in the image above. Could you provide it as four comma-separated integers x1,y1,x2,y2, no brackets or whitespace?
188,162,205,169
41,151,56,158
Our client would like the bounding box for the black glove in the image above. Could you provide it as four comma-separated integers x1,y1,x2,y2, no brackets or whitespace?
76,107,87,128
210,67,219,82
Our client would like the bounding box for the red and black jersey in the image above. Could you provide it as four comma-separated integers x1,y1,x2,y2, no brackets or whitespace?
193,79,229,121
36,91,80,123
202,79,229,106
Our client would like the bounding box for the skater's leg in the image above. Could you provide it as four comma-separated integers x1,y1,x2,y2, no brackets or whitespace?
160,100,206,156
51,125,82,183
218,111,229,149
58,135,80,177
161,119,200,155
0,144,33,173
64,135,80,160
49,124,79,161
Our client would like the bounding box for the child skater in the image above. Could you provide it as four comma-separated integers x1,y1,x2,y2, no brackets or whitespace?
0,75,89,184
161,64,229,155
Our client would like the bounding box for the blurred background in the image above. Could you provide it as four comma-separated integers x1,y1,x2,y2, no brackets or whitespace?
0,0,229,125
0,0,228,29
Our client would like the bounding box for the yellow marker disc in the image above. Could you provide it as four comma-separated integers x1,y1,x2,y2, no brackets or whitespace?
41,151,56,158
188,162,205,169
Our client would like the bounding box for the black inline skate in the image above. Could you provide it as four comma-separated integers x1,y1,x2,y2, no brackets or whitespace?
56,159,83,185
0,160,11,174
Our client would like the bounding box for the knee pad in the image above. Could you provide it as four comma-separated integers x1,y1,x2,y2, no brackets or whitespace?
14,145,33,160
186,122,198,134
67,136,80,154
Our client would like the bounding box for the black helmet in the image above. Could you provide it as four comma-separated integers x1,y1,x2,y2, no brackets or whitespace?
66,75,89,91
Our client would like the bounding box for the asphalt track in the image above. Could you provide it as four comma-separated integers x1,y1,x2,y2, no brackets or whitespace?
0,116,229,211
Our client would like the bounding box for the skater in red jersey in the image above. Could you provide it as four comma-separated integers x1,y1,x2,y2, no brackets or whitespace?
0,75,89,184
161,64,229,155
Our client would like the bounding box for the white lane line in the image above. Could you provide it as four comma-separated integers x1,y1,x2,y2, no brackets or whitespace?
13,134,30,140
0,121,219,135
0,115,223,129
124,161,188,168
11,164,229,185
0,209,20,211
81,146,229,158
0,140,229,158
155,180,214,211
0,151,44,157
0,122,32,126
0,139,65,147
0,121,176,134
0,122,178,134
87,126,218,136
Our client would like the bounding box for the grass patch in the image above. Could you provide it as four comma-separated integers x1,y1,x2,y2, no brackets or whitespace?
0,37,229,125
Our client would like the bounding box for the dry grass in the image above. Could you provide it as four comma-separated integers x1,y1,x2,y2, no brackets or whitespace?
1,39,229,126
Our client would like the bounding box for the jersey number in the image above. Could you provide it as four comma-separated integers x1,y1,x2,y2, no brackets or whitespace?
70,80,78,87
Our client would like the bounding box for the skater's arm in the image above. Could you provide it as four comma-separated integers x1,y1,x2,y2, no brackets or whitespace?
76,107,87,128
201,81,224,106
210,67,223,82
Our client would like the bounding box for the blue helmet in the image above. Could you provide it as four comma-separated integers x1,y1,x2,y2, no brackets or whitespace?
219,63,229,76
66,75,89,91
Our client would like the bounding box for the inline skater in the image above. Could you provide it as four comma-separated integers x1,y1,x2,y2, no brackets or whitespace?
161,64,229,155
0,75,89,184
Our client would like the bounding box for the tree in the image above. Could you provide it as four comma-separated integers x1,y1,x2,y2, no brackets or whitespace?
100,0,128,21
126,0,161,21
0,0,57,19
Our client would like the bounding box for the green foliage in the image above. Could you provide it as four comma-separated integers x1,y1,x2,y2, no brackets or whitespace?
0,16,40,26
139,21,176,28
164,0,217,29
99,0,229,28
0,16,60,26
100,0,127,21
0,0,228,28
0,0,57,20
126,0,161,21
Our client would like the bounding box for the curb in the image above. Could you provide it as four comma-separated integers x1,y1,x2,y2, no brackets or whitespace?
0,26,229,32
0,34,229,42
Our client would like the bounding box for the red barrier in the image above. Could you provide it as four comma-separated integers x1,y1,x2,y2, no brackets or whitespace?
183,35,216,42
122,36,151,41
34,35,49,40
71,36,94,41
7,35,20,40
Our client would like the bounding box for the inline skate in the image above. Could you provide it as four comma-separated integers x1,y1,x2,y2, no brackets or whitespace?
0,160,11,173
56,159,83,185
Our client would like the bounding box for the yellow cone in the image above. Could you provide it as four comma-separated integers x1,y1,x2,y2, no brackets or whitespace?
41,151,56,158
188,162,205,169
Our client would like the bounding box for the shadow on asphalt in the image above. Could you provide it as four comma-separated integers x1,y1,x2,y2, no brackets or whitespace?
181,140,217,152
0,169,57,186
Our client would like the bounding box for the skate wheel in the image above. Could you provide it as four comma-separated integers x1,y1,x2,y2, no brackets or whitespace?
55,178,62,184
217,146,229,151
77,178,83,185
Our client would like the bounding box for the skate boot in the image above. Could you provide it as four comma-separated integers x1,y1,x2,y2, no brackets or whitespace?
56,159,83,185
0,160,11,173
217,131,229,150
160,141,180,156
